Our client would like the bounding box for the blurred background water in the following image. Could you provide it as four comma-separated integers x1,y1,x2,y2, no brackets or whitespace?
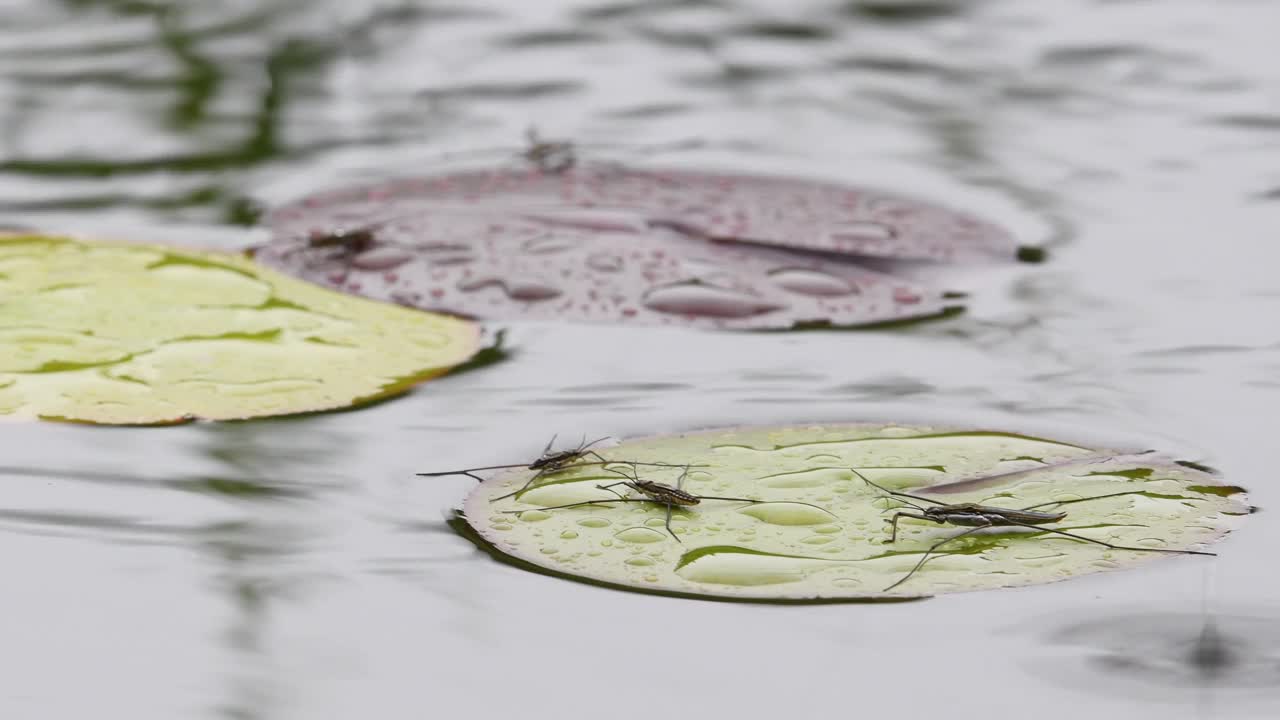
2,1,1279,719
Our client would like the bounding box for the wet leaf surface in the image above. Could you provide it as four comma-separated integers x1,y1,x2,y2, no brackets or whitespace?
0,234,480,424
252,165,1012,328
269,166,1017,261
461,424,1248,601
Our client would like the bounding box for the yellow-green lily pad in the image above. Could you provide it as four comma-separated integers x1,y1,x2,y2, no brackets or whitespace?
462,424,1249,601
0,234,480,424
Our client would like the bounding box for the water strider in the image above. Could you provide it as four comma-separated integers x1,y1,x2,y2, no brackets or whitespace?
268,224,385,264
521,127,576,174
417,434,612,487
856,471,1216,592
502,464,831,542
416,435,696,501
302,226,378,253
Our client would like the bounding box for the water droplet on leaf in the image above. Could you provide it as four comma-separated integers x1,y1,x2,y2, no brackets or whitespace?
770,268,855,297
643,283,785,318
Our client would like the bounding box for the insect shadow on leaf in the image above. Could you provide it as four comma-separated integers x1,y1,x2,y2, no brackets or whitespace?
500,463,834,543
854,470,1216,592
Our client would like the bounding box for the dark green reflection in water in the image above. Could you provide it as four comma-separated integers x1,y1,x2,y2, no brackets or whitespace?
0,1,350,225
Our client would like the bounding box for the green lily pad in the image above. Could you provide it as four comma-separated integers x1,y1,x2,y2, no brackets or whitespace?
462,424,1249,601
0,234,480,424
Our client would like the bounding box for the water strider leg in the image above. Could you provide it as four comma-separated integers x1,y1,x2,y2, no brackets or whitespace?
491,467,558,502
500,497,655,514
884,524,991,592
889,511,933,543
493,460,705,502
594,481,634,500
854,471,944,508
1020,490,1153,512
416,463,525,480
579,450,609,465
491,460,626,502
1000,519,1217,557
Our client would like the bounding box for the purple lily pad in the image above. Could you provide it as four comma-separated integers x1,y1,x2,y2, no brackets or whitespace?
256,203,953,330
254,164,1017,328
268,165,1015,262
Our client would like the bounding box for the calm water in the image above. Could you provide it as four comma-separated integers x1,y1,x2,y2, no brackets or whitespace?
3,1,1280,718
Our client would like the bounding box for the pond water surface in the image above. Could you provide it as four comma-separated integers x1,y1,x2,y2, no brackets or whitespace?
2,1,1279,719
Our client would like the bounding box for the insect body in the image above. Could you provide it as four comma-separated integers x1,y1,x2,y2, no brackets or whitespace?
504,465,831,543
625,478,701,507
302,226,379,255
307,227,376,250
887,502,1066,542
857,471,1216,592
274,225,386,266
522,128,576,174
528,438,605,472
